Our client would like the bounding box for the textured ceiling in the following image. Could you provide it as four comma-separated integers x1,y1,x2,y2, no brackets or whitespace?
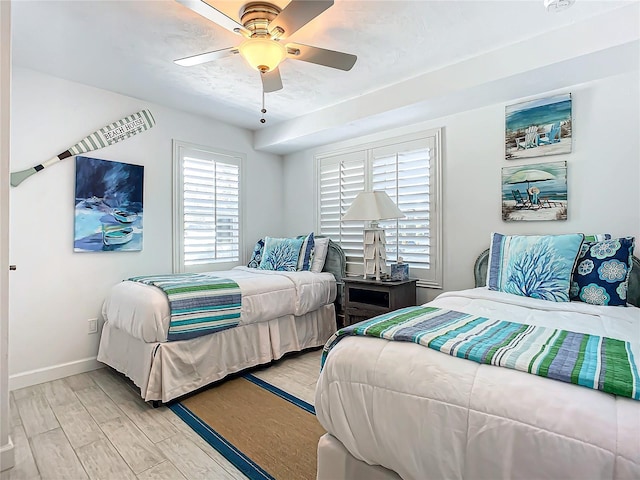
11,0,632,131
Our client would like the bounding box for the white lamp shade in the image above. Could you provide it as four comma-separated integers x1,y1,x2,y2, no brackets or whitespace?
341,191,405,221
238,38,286,72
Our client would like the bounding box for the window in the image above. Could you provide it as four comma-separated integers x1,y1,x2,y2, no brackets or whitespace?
173,140,243,273
316,129,442,287
319,150,366,271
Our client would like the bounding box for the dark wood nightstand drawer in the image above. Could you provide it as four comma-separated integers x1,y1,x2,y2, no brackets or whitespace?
343,277,417,326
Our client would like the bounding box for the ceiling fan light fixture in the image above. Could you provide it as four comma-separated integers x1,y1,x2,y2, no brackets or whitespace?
238,38,286,72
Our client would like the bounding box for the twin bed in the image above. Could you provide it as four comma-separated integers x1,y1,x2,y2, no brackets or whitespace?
316,240,640,480
97,239,345,403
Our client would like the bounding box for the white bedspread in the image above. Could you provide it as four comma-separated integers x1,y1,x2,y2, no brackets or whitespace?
102,266,336,343
315,288,640,480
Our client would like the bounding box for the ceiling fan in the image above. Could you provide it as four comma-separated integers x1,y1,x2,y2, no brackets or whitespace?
174,0,357,103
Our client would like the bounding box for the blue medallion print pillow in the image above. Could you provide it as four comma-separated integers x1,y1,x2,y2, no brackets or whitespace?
570,236,635,306
487,232,584,302
247,238,265,268
259,236,305,271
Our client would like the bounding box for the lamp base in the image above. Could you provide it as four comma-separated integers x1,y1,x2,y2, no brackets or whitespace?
363,227,387,281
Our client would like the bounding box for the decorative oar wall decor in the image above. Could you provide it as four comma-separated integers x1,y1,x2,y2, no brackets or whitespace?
10,109,155,187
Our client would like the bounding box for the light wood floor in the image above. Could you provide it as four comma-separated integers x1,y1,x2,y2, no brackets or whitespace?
2,349,323,480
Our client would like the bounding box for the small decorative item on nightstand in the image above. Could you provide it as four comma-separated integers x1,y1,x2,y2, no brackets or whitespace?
390,257,409,281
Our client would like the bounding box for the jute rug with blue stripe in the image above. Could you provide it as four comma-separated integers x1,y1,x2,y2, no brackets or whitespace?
169,374,323,480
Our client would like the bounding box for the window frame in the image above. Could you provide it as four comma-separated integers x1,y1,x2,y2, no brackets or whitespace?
172,140,245,273
315,128,443,288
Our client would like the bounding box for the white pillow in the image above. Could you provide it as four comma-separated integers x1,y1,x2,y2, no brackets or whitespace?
311,237,330,273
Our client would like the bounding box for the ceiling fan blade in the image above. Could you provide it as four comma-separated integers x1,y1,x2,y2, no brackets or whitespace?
176,0,248,35
175,47,238,67
286,43,357,71
268,1,333,39
261,68,283,93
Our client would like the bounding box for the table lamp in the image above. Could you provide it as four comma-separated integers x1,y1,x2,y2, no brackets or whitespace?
341,191,405,281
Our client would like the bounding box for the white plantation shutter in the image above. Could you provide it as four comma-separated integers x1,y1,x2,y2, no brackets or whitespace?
319,151,366,270
316,129,442,287
173,141,243,273
373,139,431,269
183,157,239,264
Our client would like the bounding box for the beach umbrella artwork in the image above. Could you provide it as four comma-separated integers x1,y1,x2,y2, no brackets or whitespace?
502,160,567,221
506,168,556,190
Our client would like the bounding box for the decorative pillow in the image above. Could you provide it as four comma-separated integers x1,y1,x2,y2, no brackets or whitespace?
247,238,265,268
296,232,315,271
487,232,584,302
258,236,305,271
311,237,330,273
574,234,611,265
570,236,635,306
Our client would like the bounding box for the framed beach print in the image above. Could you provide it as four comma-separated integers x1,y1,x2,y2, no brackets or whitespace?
74,156,144,252
505,93,572,160
502,160,567,222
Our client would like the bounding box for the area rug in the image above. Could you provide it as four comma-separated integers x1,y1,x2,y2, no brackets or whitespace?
169,374,325,480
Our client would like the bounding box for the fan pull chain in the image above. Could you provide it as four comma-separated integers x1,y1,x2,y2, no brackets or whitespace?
260,90,267,124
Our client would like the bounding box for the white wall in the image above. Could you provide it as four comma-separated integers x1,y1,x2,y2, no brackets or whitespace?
0,0,14,472
283,70,640,304
8,67,283,388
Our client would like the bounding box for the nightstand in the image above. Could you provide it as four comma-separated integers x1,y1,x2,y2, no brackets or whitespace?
343,277,417,326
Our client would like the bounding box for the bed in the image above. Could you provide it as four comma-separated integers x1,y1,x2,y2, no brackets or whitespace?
97,239,345,403
315,239,640,480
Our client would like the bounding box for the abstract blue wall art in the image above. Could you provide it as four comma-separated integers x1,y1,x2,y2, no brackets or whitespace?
74,156,144,252
505,93,572,160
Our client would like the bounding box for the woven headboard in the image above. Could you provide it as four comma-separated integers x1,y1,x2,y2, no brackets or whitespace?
473,248,640,308
322,238,346,284
319,237,346,311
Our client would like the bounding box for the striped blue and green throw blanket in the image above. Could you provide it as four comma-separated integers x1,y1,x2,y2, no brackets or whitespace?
322,306,640,400
129,274,241,341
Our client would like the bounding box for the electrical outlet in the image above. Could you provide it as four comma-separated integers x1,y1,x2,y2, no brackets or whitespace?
87,318,98,334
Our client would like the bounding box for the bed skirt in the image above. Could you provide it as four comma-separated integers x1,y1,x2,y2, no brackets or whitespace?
317,434,401,480
97,303,336,402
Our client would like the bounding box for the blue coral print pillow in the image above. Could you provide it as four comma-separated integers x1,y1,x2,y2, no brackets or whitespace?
259,236,305,271
247,239,265,268
570,237,635,306
487,232,584,302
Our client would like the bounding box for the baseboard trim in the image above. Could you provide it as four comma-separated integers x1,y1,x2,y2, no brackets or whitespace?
0,437,14,472
9,357,104,391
